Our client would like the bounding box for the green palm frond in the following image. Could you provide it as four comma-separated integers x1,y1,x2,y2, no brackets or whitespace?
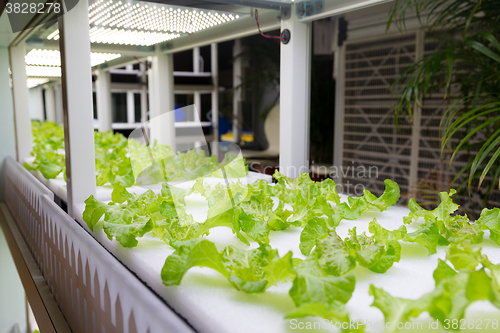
389,0,500,208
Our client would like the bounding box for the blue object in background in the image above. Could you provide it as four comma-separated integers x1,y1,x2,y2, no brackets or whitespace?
206,111,232,141
218,116,232,135
174,106,186,122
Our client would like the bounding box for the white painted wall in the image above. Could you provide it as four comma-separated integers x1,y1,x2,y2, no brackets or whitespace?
0,46,27,333
0,47,17,201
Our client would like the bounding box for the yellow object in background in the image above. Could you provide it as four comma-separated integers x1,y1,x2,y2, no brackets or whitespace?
220,131,254,143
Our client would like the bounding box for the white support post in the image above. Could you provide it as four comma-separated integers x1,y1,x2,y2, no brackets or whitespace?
232,39,242,144
149,48,176,151
31,86,45,121
194,91,201,120
44,85,56,122
211,43,219,147
54,83,64,124
140,62,148,123
9,43,32,162
409,29,424,190
147,56,155,126
279,5,312,178
59,0,96,217
95,69,112,132
127,90,135,124
193,47,202,121
193,47,200,73
333,44,346,184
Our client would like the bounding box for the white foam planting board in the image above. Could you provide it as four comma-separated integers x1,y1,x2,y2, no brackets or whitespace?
29,163,500,332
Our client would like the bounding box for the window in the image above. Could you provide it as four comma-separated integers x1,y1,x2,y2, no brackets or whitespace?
112,92,127,123
134,93,141,122
92,92,97,119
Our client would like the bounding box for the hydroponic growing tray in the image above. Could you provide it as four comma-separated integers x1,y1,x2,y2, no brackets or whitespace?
26,164,500,333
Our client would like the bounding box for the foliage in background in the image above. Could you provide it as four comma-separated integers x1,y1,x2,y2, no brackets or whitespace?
25,121,247,186
388,0,500,209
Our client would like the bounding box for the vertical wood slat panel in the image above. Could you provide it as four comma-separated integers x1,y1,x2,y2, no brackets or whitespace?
340,32,500,214
340,33,417,199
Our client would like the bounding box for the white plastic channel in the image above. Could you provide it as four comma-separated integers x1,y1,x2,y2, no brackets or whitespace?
40,195,195,333
6,156,194,332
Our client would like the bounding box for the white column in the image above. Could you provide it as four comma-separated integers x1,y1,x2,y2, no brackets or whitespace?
140,62,148,123
279,5,312,178
193,47,201,121
149,49,176,151
59,0,96,216
211,43,219,137
194,91,201,120
333,44,346,184
127,90,135,124
44,85,56,122
147,56,155,126
9,43,32,162
95,69,112,132
54,83,64,124
232,39,242,144
193,47,200,73
30,86,45,121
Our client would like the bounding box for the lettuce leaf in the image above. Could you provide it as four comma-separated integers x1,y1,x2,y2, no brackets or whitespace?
403,190,484,248
289,257,356,308
369,285,432,333
161,240,296,294
161,240,229,285
103,209,153,247
315,232,357,276
363,179,400,212
477,207,500,245
371,247,500,330
337,179,400,221
300,217,332,256
345,220,405,274
403,220,443,254
222,244,295,293
83,195,110,231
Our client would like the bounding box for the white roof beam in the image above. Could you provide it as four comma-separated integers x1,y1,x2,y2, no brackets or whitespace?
26,40,155,56
298,0,393,23
163,9,280,54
